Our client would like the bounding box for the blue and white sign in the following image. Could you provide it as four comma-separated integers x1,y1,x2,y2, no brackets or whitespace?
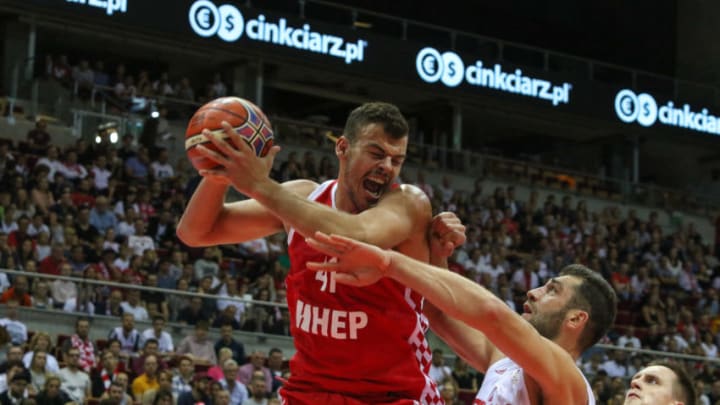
415,47,573,106
188,0,368,64
614,89,720,135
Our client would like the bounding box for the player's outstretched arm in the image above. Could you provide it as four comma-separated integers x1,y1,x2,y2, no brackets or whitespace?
306,232,589,403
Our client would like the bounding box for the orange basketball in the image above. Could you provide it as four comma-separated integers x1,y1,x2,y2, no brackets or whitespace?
185,96,274,171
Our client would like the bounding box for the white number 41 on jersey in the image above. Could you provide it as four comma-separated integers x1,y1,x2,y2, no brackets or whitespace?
314,257,337,293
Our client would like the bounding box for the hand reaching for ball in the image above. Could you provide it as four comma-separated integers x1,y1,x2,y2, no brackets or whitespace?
185,97,280,193
196,120,281,192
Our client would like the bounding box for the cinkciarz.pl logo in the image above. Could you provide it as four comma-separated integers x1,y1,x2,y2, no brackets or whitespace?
614,89,658,127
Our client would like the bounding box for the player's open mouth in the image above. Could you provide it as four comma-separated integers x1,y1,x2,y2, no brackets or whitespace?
363,176,386,199
523,303,532,314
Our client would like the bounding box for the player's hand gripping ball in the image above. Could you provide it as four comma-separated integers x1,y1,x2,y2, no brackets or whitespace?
185,96,274,171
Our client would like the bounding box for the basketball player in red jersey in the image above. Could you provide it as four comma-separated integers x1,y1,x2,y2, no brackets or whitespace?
304,232,618,405
177,102,466,404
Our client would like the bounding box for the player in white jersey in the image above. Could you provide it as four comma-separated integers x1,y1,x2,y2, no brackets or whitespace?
304,232,618,405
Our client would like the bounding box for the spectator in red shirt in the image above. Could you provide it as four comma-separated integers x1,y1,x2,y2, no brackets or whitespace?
500,207,519,235
611,263,632,302
71,178,96,208
39,243,66,276
0,276,32,306
7,216,31,250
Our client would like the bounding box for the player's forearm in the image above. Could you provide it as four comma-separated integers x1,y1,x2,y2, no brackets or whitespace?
250,179,369,241
424,302,492,372
387,251,507,330
176,179,229,246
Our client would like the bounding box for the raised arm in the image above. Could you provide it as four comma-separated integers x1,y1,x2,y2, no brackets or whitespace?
184,122,430,249
176,178,313,247
306,232,588,402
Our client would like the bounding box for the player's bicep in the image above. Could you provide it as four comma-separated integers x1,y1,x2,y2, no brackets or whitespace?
204,199,284,245
198,180,316,246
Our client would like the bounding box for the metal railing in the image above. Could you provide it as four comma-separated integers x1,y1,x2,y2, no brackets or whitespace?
4,268,720,380
0,267,293,352
0,268,286,310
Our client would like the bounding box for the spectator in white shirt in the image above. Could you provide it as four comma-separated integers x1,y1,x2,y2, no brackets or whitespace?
58,150,88,181
115,209,137,239
240,238,269,263
0,272,10,294
216,279,246,324
150,148,174,181
599,350,627,378
112,244,132,272
0,300,27,345
701,332,718,358
51,263,78,308
141,316,174,355
477,254,506,289
0,208,18,234
127,219,154,256
108,313,141,355
91,155,112,192
616,326,642,350
120,290,149,322
511,265,540,293
57,347,91,404
26,213,50,238
35,146,64,183
427,349,452,385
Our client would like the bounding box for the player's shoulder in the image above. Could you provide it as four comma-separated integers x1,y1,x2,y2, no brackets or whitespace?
390,183,431,206
380,183,432,218
396,182,424,194
281,179,320,198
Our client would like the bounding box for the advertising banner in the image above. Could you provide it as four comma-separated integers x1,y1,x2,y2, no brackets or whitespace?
6,0,717,138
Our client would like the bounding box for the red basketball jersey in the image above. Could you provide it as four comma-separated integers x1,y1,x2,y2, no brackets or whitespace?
283,180,443,404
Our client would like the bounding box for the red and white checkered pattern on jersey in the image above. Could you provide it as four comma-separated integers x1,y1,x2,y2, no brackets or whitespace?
404,287,443,405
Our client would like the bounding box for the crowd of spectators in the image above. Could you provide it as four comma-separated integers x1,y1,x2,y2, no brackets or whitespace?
0,317,287,404
0,122,295,404
41,53,229,118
